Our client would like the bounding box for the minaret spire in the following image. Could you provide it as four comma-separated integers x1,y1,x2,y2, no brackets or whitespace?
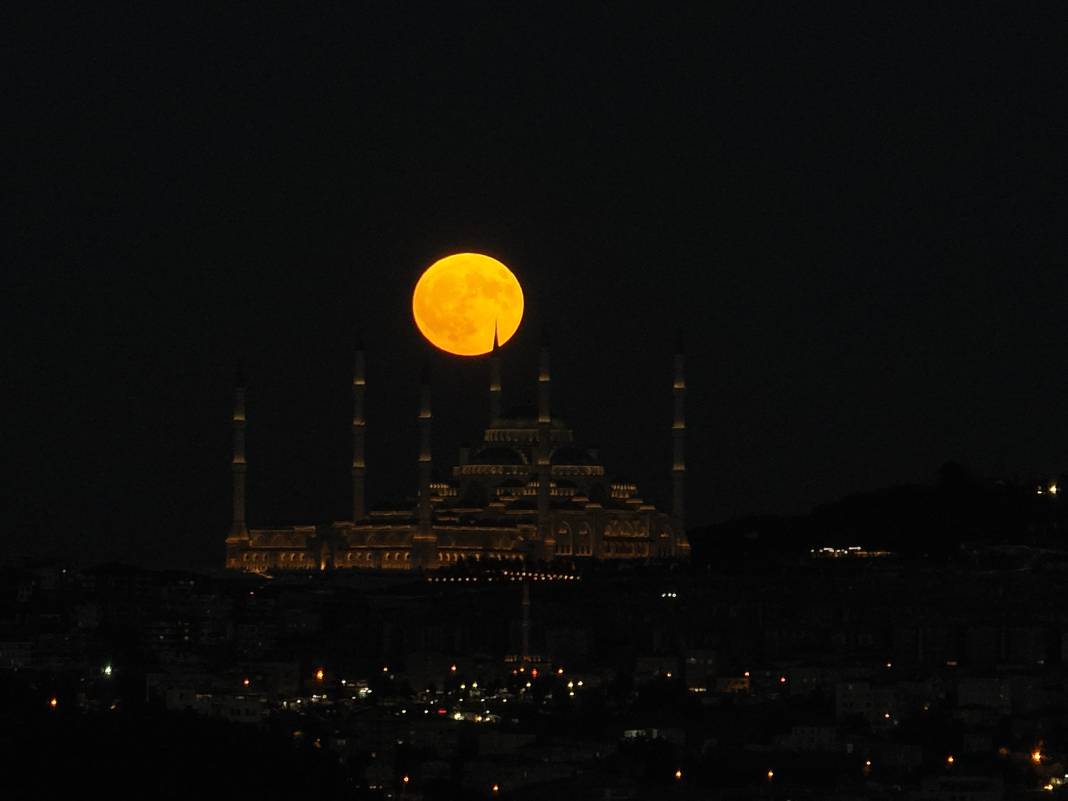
489,321,502,423
227,366,249,543
352,345,366,522
536,341,555,560
413,363,438,568
672,332,686,540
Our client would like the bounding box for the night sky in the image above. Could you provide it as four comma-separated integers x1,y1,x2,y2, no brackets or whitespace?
7,6,1067,569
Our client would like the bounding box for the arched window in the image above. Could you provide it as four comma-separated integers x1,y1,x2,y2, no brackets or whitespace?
555,523,573,555
576,524,592,556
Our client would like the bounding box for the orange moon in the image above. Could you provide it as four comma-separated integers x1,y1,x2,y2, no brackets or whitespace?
412,253,524,356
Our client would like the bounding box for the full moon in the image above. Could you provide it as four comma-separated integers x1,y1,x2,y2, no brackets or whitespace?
412,253,524,356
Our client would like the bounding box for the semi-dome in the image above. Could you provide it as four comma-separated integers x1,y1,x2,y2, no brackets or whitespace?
471,446,528,465
491,404,570,429
550,446,598,465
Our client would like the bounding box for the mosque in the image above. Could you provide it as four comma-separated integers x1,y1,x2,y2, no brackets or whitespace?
224,339,690,572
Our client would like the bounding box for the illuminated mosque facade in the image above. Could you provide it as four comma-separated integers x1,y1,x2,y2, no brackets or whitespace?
224,341,690,572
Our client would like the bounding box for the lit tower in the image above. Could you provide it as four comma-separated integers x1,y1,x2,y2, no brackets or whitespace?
413,364,438,567
489,323,502,422
672,334,686,535
352,347,366,521
227,370,249,544
536,343,555,560
521,578,531,662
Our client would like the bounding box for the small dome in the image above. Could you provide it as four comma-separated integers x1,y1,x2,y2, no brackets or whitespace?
471,446,527,465
492,405,570,429
500,403,537,421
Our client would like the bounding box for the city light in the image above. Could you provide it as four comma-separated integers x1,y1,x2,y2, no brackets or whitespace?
674,769,683,781
767,770,774,781
402,775,409,785
49,697,58,709
315,668,325,681
103,664,113,677
1032,749,1043,765
242,677,250,687
947,755,955,765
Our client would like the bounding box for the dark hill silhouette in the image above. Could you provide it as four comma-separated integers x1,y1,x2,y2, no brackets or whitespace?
689,463,1065,567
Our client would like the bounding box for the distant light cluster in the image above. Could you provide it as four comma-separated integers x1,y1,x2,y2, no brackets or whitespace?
810,546,893,559
426,571,580,583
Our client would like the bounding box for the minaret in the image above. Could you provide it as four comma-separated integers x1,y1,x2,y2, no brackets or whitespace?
536,343,555,560
489,323,502,423
520,579,531,662
672,334,686,535
352,346,366,522
413,364,437,567
227,370,249,543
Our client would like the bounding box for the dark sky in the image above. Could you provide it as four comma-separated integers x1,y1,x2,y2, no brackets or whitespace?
6,5,1067,569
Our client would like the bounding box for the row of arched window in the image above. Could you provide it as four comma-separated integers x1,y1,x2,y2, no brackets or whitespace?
241,551,308,563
